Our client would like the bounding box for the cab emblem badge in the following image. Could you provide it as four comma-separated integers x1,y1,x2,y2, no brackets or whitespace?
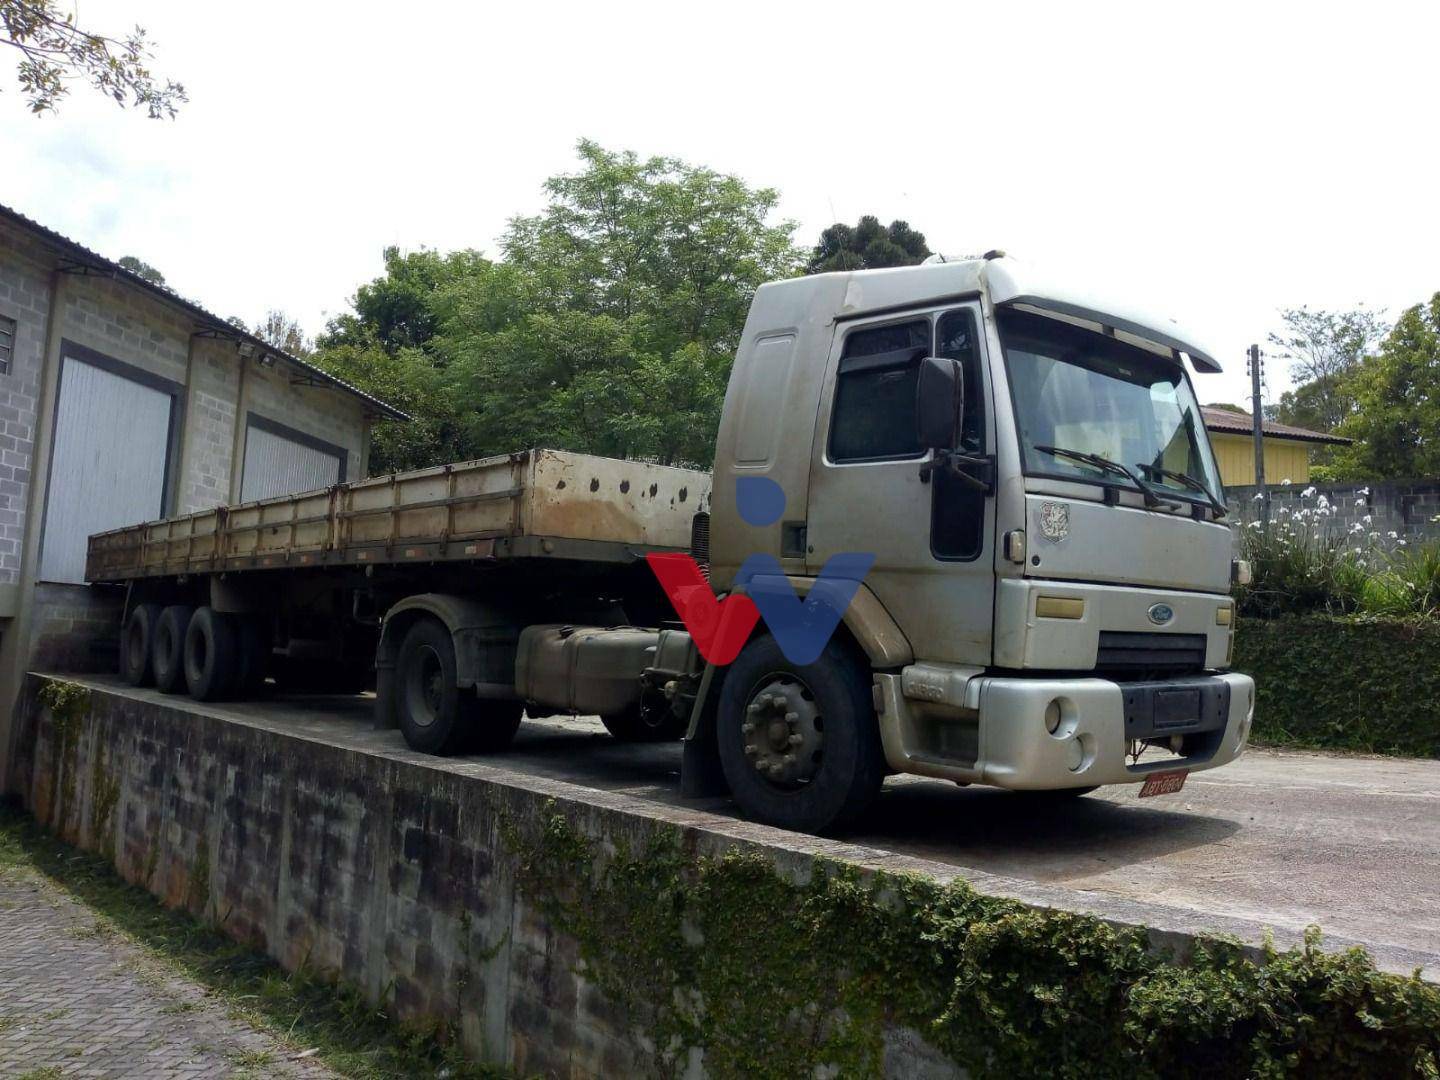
1039,501,1069,543
1148,603,1175,625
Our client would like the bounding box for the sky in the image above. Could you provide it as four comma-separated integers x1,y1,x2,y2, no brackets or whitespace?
3,0,1438,408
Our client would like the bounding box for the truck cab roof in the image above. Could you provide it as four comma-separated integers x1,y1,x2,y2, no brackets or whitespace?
752,255,1223,373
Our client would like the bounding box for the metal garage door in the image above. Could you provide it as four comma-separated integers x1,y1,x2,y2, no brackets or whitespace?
240,416,344,502
40,354,175,584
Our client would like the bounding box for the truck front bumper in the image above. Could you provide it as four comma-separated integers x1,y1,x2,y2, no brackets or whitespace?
875,669,1253,790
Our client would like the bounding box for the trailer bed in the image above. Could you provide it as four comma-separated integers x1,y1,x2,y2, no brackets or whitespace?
85,449,711,582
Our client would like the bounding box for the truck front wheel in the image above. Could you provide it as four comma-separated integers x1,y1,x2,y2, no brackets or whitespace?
716,635,884,834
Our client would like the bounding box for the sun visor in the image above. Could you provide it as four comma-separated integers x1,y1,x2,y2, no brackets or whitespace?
984,261,1223,373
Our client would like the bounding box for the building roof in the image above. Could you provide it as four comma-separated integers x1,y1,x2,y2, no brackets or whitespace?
0,202,409,422
1201,406,1351,446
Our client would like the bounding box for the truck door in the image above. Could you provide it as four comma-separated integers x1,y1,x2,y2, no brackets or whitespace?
804,303,995,666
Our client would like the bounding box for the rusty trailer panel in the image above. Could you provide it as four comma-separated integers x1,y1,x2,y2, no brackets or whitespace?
85,449,712,582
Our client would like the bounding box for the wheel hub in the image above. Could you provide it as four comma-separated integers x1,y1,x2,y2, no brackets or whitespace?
741,676,823,787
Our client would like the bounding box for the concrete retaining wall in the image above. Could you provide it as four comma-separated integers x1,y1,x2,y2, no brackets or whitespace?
1227,479,1440,548
7,676,964,1077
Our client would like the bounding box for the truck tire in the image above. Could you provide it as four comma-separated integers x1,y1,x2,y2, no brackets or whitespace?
152,605,195,694
716,634,884,834
120,603,163,687
465,699,524,753
600,709,687,742
184,606,240,702
395,617,472,755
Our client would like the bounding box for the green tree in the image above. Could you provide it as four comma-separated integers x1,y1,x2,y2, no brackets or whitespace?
1266,305,1388,434
1332,294,1440,479
805,216,931,274
309,141,801,474
1,0,185,116
117,255,165,286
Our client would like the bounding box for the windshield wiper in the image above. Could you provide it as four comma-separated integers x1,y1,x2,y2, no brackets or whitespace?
1032,444,1185,510
1137,464,1228,519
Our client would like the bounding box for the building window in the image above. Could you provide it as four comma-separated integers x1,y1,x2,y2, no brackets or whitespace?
0,314,14,374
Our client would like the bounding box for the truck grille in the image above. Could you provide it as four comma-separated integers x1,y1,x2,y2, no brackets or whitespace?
1097,631,1207,676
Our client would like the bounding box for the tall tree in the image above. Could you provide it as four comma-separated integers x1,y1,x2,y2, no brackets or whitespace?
309,141,801,474
1266,306,1388,433
806,216,930,274
117,255,165,286
1,0,184,116
1331,294,1440,479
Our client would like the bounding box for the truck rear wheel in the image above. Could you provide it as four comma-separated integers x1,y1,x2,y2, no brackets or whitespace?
120,603,163,687
396,617,522,755
184,607,240,702
152,605,195,694
716,634,884,834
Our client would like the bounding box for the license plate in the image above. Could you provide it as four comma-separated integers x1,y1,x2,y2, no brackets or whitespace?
1139,769,1188,798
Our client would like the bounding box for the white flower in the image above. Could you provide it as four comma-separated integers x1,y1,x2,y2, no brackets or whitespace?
1355,547,1363,555
1278,506,1290,516
1370,531,1380,539
1399,539,1408,547
1317,494,1330,509
1252,492,1265,501
1282,478,1293,486
1355,497,1366,506
1350,523,1364,534
1362,514,1372,525
1359,486,1370,496
1388,531,1398,540
1302,486,1317,498
1357,559,1367,568
1248,521,1263,530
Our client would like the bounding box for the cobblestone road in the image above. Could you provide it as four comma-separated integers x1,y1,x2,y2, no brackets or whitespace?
0,868,332,1079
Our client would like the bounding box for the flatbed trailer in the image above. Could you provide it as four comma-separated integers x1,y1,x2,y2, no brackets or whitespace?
87,448,710,581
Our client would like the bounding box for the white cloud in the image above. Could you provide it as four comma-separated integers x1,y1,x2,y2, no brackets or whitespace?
3,0,1439,409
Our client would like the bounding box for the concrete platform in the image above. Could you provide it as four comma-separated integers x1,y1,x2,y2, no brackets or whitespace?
34,674,1440,983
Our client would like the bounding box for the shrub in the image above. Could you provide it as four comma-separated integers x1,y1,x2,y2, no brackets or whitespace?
1234,615,1440,757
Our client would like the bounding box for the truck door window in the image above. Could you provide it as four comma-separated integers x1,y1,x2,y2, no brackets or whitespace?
828,319,930,462
931,308,986,560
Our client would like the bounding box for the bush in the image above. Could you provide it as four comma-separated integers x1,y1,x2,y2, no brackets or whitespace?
1235,511,1440,620
1234,615,1440,756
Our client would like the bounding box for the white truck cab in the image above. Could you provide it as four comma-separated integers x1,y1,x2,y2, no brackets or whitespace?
688,253,1253,827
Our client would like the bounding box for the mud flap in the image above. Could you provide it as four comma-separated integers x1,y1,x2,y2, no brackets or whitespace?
680,661,730,798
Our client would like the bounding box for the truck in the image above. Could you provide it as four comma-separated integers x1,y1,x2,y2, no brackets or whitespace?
86,253,1255,834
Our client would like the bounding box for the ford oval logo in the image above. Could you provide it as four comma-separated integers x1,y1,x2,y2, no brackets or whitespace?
1148,603,1175,625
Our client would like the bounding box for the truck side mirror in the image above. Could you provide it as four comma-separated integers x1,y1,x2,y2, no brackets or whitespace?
916,356,965,450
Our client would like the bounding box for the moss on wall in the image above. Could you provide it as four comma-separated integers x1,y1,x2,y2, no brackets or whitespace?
507,808,1440,1079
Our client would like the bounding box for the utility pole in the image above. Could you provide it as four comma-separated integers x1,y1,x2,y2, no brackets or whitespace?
1248,344,1267,525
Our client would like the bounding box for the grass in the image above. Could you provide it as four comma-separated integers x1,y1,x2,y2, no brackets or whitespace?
0,800,508,1079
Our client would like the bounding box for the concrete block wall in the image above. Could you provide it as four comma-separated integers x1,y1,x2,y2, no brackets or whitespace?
1227,480,1440,548
244,358,368,482
10,679,967,1078
0,227,52,585
28,582,125,673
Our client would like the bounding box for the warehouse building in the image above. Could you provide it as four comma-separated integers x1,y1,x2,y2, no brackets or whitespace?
0,204,406,787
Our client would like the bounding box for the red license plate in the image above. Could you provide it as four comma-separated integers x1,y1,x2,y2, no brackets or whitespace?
1139,769,1188,798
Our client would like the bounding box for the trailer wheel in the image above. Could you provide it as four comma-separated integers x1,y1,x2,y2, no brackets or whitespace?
120,603,163,687
464,698,524,753
716,634,884,834
184,607,240,702
152,605,195,694
600,709,687,742
396,617,473,755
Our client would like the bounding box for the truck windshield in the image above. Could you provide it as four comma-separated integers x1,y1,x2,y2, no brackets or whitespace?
998,309,1224,505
